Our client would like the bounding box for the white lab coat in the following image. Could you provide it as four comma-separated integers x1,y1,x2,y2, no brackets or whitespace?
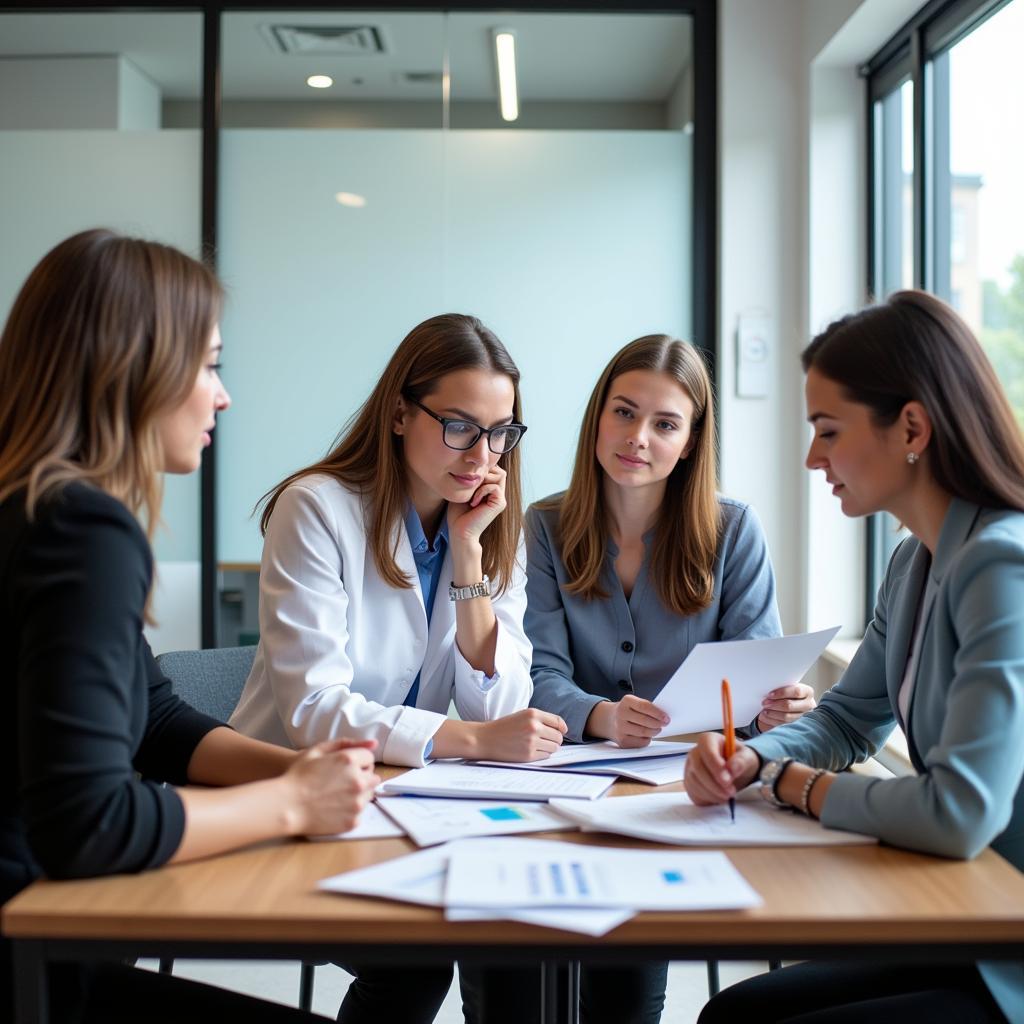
229,474,533,766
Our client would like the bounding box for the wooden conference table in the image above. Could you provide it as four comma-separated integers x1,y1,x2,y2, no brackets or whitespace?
5,769,1024,1024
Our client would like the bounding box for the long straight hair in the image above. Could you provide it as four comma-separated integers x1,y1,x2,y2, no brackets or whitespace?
540,334,720,617
0,228,223,539
802,290,1024,510
259,314,525,593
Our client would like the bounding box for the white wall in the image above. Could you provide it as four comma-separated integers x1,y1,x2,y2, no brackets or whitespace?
719,0,925,640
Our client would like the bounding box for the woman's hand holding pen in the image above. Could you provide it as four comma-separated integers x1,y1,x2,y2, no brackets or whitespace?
586,695,669,748
684,732,759,806
757,683,816,731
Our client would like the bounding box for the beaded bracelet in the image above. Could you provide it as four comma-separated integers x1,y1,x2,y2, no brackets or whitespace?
800,768,827,817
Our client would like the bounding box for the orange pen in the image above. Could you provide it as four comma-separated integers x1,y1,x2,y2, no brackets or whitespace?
721,678,736,822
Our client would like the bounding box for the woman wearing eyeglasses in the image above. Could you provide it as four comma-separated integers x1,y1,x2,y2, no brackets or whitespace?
229,313,565,1024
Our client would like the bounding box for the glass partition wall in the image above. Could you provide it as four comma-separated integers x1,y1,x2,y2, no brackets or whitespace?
0,2,715,650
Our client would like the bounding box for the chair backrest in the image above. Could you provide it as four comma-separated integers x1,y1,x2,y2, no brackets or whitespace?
155,645,257,722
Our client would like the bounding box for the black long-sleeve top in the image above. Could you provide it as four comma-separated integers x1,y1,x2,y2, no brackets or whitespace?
1,482,220,912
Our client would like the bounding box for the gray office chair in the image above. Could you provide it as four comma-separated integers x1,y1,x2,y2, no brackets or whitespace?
155,645,320,1013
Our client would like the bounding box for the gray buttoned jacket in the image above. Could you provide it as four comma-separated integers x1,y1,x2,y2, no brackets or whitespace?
525,495,783,742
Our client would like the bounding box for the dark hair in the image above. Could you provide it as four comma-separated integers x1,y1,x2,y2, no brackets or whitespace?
802,289,1024,510
539,333,719,616
259,313,524,593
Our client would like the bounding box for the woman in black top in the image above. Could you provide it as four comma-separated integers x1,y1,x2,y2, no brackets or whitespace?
0,229,380,1022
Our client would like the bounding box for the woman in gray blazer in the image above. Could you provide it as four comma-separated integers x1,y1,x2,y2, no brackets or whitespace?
687,291,1024,1023
462,335,816,1024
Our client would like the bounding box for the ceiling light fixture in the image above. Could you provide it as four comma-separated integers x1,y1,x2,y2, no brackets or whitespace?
335,192,367,208
492,29,518,122
306,74,334,89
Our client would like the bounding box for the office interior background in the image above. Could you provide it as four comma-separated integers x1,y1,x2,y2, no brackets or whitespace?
2,0,1022,1016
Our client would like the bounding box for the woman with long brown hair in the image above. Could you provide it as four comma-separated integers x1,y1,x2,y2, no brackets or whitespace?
462,334,815,1024
229,313,566,1023
0,229,379,1023
687,291,1024,1023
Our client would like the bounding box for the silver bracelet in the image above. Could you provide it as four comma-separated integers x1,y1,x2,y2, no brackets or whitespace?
800,768,827,817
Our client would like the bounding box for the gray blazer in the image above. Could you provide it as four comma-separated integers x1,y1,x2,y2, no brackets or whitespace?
525,496,782,742
748,497,1024,1022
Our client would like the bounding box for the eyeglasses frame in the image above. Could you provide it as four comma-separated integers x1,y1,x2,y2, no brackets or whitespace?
403,395,528,454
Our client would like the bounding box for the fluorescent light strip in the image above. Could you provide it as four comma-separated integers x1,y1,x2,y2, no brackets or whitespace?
493,31,518,122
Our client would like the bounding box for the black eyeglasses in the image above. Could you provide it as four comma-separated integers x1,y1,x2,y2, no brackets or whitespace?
405,396,527,454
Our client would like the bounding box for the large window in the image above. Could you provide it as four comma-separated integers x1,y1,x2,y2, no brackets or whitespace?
864,0,1023,613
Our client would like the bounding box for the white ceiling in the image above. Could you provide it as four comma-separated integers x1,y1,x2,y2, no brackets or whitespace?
0,10,691,103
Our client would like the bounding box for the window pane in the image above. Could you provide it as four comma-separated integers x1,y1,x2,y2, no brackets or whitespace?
872,77,915,298
937,0,1024,431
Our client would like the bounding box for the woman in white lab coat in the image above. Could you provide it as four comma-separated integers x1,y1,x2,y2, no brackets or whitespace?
230,312,566,1024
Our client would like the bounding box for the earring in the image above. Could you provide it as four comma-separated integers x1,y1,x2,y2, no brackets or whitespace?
906,451,918,465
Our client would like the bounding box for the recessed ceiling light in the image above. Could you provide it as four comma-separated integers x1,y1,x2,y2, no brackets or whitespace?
493,30,518,122
335,192,367,208
307,74,333,89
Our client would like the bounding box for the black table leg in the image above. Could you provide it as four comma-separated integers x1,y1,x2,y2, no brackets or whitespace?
540,959,580,1024
12,939,48,1024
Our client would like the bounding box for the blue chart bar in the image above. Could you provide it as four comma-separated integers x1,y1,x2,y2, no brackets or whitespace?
549,862,566,897
570,862,589,897
527,863,541,896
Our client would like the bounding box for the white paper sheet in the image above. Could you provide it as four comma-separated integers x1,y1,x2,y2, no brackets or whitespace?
445,905,634,937
376,762,614,801
376,796,576,847
654,626,841,733
309,801,407,841
319,844,450,906
474,739,694,771
577,754,688,786
443,837,762,911
548,790,877,847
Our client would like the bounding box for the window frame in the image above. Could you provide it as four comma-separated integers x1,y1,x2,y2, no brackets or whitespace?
861,0,1013,623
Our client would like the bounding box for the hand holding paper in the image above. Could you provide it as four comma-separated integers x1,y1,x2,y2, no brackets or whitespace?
654,626,840,734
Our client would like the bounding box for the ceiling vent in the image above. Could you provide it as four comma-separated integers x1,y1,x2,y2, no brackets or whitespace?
261,24,388,56
398,71,443,85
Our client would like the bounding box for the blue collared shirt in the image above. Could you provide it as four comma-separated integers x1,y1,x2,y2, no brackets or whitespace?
403,505,449,710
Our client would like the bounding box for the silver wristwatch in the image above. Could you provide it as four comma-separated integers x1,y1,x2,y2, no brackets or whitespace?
449,574,491,601
759,756,795,808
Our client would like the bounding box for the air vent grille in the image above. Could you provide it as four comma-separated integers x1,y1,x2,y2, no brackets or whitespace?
262,24,387,56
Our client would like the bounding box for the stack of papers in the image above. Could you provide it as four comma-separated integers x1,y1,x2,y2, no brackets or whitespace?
376,761,614,801
319,836,761,935
549,789,877,847
473,739,693,786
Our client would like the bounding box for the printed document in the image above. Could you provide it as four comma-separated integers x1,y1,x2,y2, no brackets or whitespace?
548,790,877,846
443,837,761,911
376,796,575,847
474,739,694,771
654,626,841,733
376,761,614,801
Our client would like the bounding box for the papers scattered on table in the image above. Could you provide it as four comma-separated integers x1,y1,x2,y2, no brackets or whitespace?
310,801,407,841
475,739,694,771
376,761,614,801
549,789,877,847
444,838,761,912
654,626,841,733
581,754,687,786
319,836,761,931
377,796,575,847
317,838,629,934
